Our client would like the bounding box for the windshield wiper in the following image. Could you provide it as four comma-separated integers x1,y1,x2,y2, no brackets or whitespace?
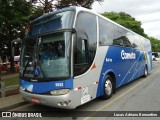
22,60,29,77
34,39,47,81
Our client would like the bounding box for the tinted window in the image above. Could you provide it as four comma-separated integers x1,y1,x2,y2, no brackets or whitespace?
113,38,123,46
114,26,132,47
99,18,114,45
28,11,74,37
122,37,132,47
126,32,136,48
141,38,151,52
134,35,143,50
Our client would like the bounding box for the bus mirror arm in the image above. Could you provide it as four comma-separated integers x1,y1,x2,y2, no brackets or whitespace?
11,38,22,61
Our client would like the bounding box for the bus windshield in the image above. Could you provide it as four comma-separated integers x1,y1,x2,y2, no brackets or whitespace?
20,10,75,80
21,31,71,80
27,11,74,37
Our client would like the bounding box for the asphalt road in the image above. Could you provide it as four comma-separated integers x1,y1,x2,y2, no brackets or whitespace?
5,60,160,120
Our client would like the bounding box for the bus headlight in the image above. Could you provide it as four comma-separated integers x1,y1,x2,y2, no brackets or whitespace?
50,89,70,95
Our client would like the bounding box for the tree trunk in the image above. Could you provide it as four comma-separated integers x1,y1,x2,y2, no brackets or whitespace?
8,27,15,72
44,0,49,13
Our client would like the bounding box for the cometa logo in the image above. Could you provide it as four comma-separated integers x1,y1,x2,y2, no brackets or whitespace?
121,50,136,60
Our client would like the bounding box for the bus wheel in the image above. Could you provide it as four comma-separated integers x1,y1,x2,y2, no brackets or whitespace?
102,75,113,100
143,66,148,77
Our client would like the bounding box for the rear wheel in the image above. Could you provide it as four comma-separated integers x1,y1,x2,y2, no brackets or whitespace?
143,66,148,77
102,75,113,100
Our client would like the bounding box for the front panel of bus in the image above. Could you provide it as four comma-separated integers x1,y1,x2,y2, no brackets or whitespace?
19,9,79,109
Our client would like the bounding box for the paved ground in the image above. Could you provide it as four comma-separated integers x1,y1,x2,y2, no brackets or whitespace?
0,94,25,110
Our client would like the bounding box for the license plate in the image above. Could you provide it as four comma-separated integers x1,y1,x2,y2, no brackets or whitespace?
32,98,40,103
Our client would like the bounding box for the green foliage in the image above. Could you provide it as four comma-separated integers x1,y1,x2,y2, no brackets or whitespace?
34,0,103,13
0,0,102,59
146,36,160,52
0,0,101,69
2,76,19,87
0,0,43,70
56,0,102,9
101,11,160,52
101,12,146,36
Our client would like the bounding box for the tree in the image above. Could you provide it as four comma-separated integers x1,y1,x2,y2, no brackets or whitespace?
146,36,160,52
102,12,160,52
56,0,103,9
101,12,146,37
30,0,103,13
0,0,43,71
101,11,160,52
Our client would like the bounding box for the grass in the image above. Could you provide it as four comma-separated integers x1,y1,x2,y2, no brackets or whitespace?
2,77,19,87
1,70,18,74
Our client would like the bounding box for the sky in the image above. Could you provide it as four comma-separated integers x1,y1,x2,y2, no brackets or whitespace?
92,0,160,39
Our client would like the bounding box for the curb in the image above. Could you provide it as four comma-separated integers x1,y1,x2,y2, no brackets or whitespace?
0,101,29,111
0,85,19,98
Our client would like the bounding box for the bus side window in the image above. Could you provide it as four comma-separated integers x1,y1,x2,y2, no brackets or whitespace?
122,37,132,47
113,39,123,46
99,17,114,46
134,35,143,50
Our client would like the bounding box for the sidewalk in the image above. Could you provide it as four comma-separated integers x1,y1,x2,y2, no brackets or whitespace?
1,73,19,80
0,94,26,111
0,72,19,98
0,73,24,111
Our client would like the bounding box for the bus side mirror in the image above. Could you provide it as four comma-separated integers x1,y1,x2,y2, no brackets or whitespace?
11,38,22,58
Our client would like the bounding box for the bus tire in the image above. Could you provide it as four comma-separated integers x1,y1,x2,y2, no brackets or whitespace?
143,66,148,77
102,75,113,100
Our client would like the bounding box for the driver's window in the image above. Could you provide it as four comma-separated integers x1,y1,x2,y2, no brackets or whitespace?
75,39,88,64
74,39,89,76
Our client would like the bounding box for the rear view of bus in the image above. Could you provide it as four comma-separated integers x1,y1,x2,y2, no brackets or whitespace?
19,7,152,109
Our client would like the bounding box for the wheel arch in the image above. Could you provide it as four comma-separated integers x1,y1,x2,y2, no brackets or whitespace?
96,69,117,97
107,72,116,93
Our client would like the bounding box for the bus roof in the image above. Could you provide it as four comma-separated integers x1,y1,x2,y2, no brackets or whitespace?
31,7,77,24
31,6,150,42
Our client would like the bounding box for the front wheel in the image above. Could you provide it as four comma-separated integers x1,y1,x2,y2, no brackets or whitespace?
102,75,113,100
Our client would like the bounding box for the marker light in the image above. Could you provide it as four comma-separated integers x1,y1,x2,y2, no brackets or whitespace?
20,86,25,91
50,89,70,95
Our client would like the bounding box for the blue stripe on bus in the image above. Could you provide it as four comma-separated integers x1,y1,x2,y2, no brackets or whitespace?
127,63,145,83
118,53,141,87
20,78,73,94
96,46,147,97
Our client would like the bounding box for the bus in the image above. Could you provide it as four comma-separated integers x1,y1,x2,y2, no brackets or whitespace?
19,7,152,109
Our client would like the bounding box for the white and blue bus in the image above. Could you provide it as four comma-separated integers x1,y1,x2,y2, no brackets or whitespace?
19,7,152,109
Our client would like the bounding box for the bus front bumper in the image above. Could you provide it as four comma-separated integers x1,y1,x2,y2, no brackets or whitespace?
19,89,77,109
